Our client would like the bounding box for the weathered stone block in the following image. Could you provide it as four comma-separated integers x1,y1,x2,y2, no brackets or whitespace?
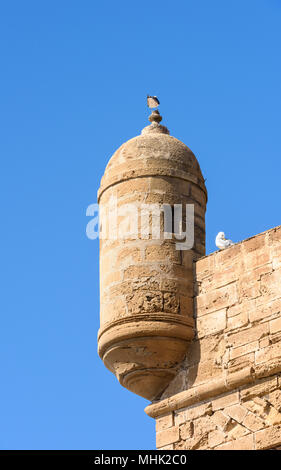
156,413,173,432
208,429,225,448
227,311,249,332
212,392,240,411
197,309,226,338
255,342,281,365
216,433,254,450
156,426,180,448
196,283,238,317
240,377,278,401
268,390,281,411
212,411,231,431
270,317,281,334
179,422,193,440
223,404,248,423
227,323,269,348
242,412,265,432
255,425,281,450
230,340,259,360
163,292,180,314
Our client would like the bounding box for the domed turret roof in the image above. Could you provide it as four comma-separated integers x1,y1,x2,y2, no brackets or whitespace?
98,111,206,201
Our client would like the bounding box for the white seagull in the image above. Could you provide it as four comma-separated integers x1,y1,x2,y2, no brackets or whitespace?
215,232,234,250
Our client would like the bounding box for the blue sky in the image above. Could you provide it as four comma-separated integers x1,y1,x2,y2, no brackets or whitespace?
0,0,281,450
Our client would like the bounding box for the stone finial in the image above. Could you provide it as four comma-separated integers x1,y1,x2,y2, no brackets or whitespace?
149,110,162,123
141,110,170,135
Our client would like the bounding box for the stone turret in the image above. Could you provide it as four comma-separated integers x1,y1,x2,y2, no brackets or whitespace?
97,108,207,401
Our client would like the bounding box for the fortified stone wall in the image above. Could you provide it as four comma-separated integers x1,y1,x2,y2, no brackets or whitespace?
146,225,281,450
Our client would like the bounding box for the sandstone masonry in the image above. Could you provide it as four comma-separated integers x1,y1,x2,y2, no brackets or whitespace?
145,226,281,450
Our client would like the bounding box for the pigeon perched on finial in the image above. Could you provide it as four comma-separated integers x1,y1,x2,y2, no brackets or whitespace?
215,232,234,250
147,95,160,109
